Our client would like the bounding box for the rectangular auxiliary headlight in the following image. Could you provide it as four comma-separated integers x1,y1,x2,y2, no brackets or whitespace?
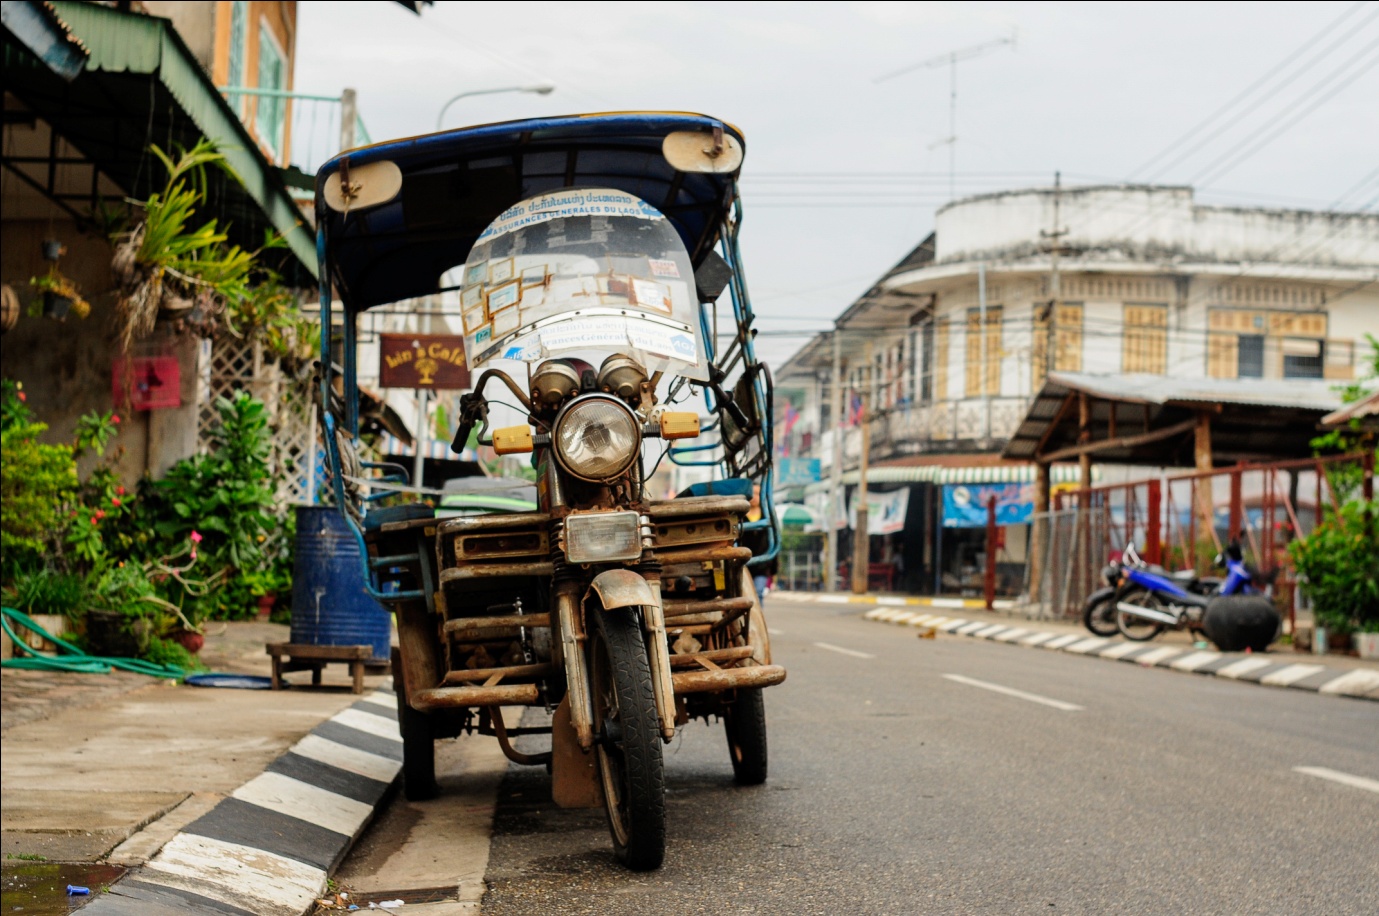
564,511,642,565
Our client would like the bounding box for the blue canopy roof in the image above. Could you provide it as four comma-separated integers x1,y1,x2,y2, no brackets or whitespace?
314,112,746,312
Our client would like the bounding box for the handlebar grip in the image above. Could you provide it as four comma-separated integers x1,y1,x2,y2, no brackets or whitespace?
451,419,474,455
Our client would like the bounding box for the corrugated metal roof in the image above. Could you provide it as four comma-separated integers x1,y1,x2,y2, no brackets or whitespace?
1321,389,1379,426
1045,372,1343,411
802,463,1087,493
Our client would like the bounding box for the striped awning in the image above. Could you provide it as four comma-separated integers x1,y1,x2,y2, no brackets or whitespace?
801,463,1091,494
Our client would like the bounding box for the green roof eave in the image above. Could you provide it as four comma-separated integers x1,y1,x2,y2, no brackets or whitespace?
48,1,316,278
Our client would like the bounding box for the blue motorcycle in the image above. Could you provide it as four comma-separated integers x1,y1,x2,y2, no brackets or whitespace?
1110,541,1270,643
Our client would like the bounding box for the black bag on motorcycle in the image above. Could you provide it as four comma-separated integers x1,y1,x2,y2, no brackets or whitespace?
1202,595,1281,653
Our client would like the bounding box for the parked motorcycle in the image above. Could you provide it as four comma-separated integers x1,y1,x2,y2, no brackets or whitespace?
1080,552,1220,638
1108,542,1276,647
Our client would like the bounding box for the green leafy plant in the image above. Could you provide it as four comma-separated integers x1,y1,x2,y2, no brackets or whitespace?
1289,499,1379,635
28,266,91,319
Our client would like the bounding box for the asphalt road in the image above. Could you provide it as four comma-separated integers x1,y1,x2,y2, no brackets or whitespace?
350,597,1379,914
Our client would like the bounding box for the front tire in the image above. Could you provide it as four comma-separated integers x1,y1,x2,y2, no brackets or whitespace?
589,607,665,871
723,688,768,785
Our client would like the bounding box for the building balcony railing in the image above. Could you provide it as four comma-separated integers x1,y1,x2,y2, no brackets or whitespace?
218,86,372,186
811,396,1033,469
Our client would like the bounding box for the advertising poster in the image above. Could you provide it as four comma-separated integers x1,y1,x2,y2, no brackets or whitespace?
848,488,910,535
941,483,1033,528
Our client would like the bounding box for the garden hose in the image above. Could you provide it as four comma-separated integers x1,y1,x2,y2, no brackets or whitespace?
1,606,186,679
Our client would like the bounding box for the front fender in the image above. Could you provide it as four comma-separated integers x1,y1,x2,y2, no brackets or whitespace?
587,569,654,609
1081,586,1116,612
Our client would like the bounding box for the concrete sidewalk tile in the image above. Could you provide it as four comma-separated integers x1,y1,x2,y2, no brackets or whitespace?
1096,642,1143,660
993,628,1031,642
1130,646,1182,667
232,771,374,838
1065,638,1110,654
1214,656,1277,680
1043,634,1083,650
1169,650,1222,672
1259,664,1328,688
142,832,325,916
1317,668,1379,698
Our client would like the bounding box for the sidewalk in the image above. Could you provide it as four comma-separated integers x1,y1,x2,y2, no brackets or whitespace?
1,621,400,914
777,590,1379,701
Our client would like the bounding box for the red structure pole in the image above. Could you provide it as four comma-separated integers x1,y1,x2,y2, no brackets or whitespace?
984,495,998,611
1146,478,1162,565
1228,469,1243,543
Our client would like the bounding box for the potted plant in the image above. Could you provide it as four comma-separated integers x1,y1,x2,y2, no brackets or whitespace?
1289,499,1379,657
28,268,91,320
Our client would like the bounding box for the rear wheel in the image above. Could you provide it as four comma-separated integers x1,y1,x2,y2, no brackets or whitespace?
589,608,665,871
723,688,768,785
392,648,438,801
1115,590,1166,642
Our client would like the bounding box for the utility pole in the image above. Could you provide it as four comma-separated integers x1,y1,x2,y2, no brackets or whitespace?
826,331,844,592
874,32,1016,201
851,340,874,595
1029,171,1067,607
1041,171,1067,379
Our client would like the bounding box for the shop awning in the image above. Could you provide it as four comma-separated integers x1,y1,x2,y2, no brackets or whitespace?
803,462,1087,494
4,1,315,279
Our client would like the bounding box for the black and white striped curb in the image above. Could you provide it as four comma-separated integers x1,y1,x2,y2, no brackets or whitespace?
864,608,1379,701
85,690,402,915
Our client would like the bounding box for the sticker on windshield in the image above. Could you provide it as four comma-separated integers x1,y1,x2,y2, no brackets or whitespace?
476,189,664,243
648,258,680,278
540,317,629,352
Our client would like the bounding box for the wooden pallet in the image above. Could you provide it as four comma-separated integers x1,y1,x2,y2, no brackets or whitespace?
265,642,388,694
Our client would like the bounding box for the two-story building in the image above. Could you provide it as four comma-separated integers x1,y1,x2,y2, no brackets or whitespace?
777,184,1378,594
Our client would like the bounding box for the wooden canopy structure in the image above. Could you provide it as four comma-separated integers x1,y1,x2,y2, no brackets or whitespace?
1002,372,1343,595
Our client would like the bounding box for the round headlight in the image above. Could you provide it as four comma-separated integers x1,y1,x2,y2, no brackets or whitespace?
553,395,642,482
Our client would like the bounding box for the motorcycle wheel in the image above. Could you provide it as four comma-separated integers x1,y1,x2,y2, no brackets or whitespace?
723,688,768,785
1115,590,1165,642
392,648,439,801
589,607,666,871
1082,594,1120,637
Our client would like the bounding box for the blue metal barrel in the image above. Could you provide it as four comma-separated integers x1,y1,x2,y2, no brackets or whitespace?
291,506,391,662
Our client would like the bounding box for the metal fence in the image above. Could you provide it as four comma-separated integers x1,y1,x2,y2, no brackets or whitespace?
779,549,825,592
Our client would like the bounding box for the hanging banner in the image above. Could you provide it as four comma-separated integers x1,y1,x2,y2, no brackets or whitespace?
379,334,471,389
777,458,822,487
848,488,910,535
942,483,1032,528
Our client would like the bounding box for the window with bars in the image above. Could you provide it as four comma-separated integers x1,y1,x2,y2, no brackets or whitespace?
1206,307,1329,379
964,305,1002,397
1122,304,1168,374
1032,303,1082,388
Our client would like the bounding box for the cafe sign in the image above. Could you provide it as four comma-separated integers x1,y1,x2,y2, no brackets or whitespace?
379,334,472,389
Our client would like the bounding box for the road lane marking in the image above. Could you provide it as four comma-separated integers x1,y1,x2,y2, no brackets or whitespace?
942,674,1084,711
813,641,876,659
1130,646,1181,666
1293,766,1379,795
993,628,1030,642
1065,637,1111,654
1020,632,1057,646
1098,641,1144,659
955,621,988,635
974,624,1009,638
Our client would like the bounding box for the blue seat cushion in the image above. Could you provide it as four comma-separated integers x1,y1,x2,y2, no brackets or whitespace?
363,503,435,532
680,478,753,499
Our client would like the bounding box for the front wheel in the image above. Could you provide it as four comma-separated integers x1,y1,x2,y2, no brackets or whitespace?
1115,590,1166,642
589,607,665,871
723,688,768,785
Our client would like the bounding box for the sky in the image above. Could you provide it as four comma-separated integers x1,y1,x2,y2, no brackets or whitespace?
293,0,1379,369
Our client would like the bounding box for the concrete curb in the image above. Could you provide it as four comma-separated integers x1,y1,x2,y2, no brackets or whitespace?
84,690,402,915
851,605,1379,702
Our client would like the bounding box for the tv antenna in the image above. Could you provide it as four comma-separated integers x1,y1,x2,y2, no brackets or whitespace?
875,30,1017,201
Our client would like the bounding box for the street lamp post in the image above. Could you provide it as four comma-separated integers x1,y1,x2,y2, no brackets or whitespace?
436,82,556,130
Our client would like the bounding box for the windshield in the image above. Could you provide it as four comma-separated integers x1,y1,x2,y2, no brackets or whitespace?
458,188,708,381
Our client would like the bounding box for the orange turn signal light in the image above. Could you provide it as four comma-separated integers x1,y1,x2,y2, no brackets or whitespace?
659,411,700,440
492,425,535,455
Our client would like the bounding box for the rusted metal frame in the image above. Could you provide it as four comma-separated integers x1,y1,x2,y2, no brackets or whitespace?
663,596,752,618
646,496,751,519
412,684,540,709
708,601,752,634
669,646,754,669
554,580,595,750
439,561,555,583
443,613,551,635
634,564,678,741
1228,470,1244,542
441,662,553,686
655,545,754,566
671,664,787,695
1146,479,1162,565
488,707,552,766
437,511,552,537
